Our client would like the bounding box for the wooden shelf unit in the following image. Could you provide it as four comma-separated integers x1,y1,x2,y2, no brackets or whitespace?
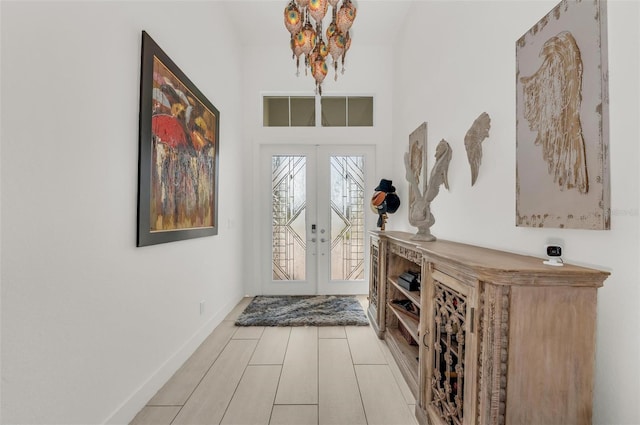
380,236,424,399
389,276,421,305
367,230,609,425
387,301,419,340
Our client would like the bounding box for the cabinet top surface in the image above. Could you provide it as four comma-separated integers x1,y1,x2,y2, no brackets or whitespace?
371,230,609,285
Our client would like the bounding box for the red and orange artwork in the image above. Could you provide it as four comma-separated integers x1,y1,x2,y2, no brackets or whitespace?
149,56,217,231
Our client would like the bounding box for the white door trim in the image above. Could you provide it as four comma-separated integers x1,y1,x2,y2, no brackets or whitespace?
260,144,376,295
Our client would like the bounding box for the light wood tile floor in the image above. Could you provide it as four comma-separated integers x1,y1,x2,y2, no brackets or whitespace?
131,296,419,425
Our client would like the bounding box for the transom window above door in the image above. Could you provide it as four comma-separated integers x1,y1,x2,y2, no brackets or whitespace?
263,95,373,127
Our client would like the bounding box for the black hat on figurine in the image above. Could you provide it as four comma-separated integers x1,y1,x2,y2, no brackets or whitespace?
386,193,401,214
375,179,396,193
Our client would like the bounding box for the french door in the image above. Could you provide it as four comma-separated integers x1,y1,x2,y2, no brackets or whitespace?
260,145,375,295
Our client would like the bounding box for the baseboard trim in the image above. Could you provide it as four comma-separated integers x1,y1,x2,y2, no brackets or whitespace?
102,294,244,424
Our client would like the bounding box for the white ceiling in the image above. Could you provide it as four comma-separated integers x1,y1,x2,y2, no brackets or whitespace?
222,0,414,47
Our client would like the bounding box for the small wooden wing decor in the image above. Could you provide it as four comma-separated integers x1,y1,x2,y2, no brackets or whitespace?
464,112,491,186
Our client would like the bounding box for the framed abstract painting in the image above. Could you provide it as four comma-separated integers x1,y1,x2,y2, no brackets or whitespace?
137,31,220,246
516,0,609,229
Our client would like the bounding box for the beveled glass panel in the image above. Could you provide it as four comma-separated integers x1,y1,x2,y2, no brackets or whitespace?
321,97,347,127
263,97,289,127
329,155,365,280
272,156,306,280
348,97,374,126
290,97,316,126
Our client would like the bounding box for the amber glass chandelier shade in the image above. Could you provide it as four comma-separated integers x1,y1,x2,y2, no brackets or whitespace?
283,0,356,94
336,0,356,34
284,3,303,34
308,0,328,23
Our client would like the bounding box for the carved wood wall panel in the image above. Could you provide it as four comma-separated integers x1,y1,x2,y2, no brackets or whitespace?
430,280,468,425
476,283,510,425
370,242,379,311
516,0,610,229
389,243,422,264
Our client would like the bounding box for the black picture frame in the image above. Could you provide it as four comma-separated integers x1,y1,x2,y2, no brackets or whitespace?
137,31,220,246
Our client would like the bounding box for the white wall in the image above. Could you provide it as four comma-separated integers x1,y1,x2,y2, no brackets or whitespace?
241,41,397,295
2,1,638,424
391,1,639,423
0,1,245,424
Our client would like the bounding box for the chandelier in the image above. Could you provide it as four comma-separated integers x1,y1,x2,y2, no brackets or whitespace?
284,0,357,95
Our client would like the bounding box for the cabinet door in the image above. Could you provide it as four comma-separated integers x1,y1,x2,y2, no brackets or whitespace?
422,267,477,425
367,235,386,336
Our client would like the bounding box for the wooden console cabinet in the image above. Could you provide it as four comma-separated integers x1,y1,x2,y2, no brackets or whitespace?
367,231,609,425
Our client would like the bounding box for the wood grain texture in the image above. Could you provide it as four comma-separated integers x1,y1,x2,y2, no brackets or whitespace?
172,339,257,424
220,365,281,425
506,285,598,424
369,230,608,425
374,230,609,287
346,326,387,365
129,406,180,425
275,327,318,404
250,326,291,365
318,326,346,338
355,365,419,425
233,325,266,339
149,320,236,406
318,339,367,425
224,297,253,321
270,405,318,425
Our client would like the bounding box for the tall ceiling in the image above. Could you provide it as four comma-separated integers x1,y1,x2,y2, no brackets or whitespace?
222,0,414,47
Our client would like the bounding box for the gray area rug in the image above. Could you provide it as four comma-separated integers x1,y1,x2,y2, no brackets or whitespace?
235,295,370,327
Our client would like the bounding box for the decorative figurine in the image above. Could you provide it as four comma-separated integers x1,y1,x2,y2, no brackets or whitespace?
404,139,452,241
371,179,400,231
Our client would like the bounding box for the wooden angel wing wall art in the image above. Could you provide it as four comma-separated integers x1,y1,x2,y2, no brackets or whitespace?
516,0,610,229
464,112,491,186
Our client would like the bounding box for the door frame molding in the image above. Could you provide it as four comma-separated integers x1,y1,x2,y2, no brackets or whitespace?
259,144,376,295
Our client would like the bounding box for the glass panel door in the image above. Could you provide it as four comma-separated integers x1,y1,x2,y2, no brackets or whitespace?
261,145,317,295
261,145,373,295
331,156,365,280
317,146,371,294
271,155,307,281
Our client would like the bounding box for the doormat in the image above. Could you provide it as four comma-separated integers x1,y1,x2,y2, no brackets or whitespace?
235,295,370,327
